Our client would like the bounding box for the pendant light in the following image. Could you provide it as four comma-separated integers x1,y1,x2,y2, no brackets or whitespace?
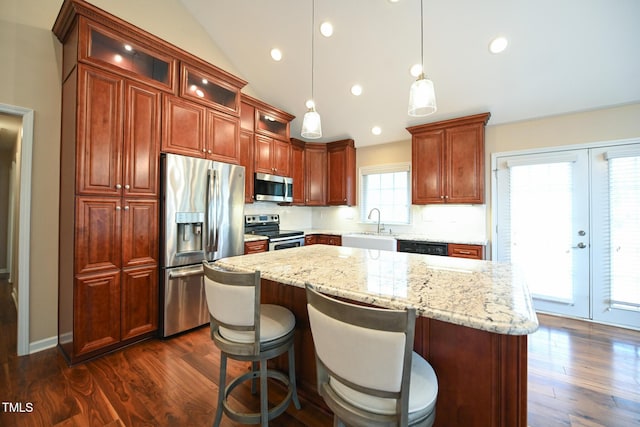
408,0,437,117
301,0,322,138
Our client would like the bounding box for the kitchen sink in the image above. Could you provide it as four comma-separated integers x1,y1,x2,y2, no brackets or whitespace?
342,233,397,251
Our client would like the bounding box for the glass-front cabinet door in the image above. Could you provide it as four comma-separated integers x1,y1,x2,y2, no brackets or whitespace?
179,64,240,115
79,19,176,92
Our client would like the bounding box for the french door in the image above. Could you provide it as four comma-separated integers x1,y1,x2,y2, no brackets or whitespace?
493,141,640,330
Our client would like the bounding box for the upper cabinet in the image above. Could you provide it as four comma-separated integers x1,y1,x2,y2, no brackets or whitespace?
327,139,356,206
160,94,240,163
408,113,490,205
241,94,295,177
303,143,328,206
179,63,241,116
78,18,177,93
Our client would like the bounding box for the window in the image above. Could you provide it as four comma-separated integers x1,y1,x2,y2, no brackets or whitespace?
360,164,410,224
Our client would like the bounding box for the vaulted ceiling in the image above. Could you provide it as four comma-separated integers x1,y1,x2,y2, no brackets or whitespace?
179,0,640,147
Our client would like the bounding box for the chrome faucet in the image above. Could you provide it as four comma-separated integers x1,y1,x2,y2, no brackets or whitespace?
367,208,382,234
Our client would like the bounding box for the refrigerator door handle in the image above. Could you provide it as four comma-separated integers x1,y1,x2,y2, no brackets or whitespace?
206,169,214,253
213,169,220,252
206,168,220,255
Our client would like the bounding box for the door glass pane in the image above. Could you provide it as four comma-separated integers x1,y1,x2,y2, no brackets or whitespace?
509,162,574,301
608,156,640,308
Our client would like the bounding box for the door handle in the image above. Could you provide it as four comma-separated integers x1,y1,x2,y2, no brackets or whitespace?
573,242,587,249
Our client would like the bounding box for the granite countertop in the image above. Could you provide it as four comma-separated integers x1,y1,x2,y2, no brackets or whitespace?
244,233,269,242
215,245,538,336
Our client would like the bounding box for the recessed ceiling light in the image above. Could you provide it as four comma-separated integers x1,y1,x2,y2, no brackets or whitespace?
270,48,283,61
320,22,334,37
371,126,382,135
114,54,123,63
410,64,423,78
489,36,508,54
123,44,133,52
350,84,363,96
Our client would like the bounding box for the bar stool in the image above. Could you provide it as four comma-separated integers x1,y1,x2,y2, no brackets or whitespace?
305,284,438,427
203,261,301,427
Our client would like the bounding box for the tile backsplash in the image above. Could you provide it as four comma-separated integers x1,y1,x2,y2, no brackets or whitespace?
244,202,486,243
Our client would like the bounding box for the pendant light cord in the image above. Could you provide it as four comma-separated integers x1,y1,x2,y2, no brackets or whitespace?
311,0,315,104
420,0,424,73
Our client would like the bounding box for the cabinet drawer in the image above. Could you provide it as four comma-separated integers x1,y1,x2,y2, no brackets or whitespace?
244,240,268,254
448,244,485,260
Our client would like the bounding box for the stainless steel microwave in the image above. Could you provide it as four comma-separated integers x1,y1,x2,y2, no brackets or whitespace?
254,172,293,202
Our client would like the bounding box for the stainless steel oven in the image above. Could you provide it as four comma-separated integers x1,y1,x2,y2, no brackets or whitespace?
269,235,305,251
245,214,304,251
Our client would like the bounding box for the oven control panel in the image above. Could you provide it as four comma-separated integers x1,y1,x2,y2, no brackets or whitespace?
245,214,279,225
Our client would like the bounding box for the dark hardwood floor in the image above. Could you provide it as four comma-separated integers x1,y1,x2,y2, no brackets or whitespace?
1,279,639,426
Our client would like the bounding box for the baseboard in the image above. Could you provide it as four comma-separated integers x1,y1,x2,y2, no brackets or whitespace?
29,335,58,354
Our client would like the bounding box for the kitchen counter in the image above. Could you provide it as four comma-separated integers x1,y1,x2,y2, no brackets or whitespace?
216,244,537,335
243,233,268,242
215,245,535,426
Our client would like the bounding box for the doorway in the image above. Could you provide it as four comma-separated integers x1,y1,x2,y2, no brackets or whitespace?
0,104,34,356
492,139,640,330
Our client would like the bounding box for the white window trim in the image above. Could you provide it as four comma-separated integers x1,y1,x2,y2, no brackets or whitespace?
359,162,412,225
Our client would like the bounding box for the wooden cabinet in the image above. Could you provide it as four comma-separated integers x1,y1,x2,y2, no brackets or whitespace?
77,66,161,198
254,135,290,176
305,234,341,246
244,239,268,254
55,1,180,364
239,130,255,203
162,94,240,163
78,18,177,93
318,235,342,246
179,63,240,116
408,113,490,204
327,139,356,206
240,94,295,200
304,143,327,206
290,139,306,205
448,243,485,260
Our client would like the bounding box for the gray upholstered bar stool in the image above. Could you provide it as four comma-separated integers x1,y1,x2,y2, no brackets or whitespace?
305,284,438,427
203,261,301,427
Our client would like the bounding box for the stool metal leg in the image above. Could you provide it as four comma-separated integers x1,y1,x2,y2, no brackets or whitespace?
260,359,268,427
213,353,227,427
251,361,259,394
288,343,301,410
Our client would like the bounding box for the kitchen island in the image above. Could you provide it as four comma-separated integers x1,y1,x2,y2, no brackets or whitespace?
215,245,538,427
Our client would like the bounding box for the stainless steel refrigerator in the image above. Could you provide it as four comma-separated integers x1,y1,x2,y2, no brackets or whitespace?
160,153,245,337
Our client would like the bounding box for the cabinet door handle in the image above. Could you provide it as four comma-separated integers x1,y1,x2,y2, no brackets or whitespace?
124,184,130,190
202,148,207,152
115,206,121,211
124,206,129,211
458,250,471,254
116,184,122,189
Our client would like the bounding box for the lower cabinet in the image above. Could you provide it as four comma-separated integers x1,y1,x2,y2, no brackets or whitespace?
74,266,158,357
305,234,341,246
244,239,268,254
448,243,485,260
61,196,159,364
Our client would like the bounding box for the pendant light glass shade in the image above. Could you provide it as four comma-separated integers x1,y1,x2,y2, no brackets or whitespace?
408,73,437,117
301,106,322,139
302,0,322,139
408,0,437,117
